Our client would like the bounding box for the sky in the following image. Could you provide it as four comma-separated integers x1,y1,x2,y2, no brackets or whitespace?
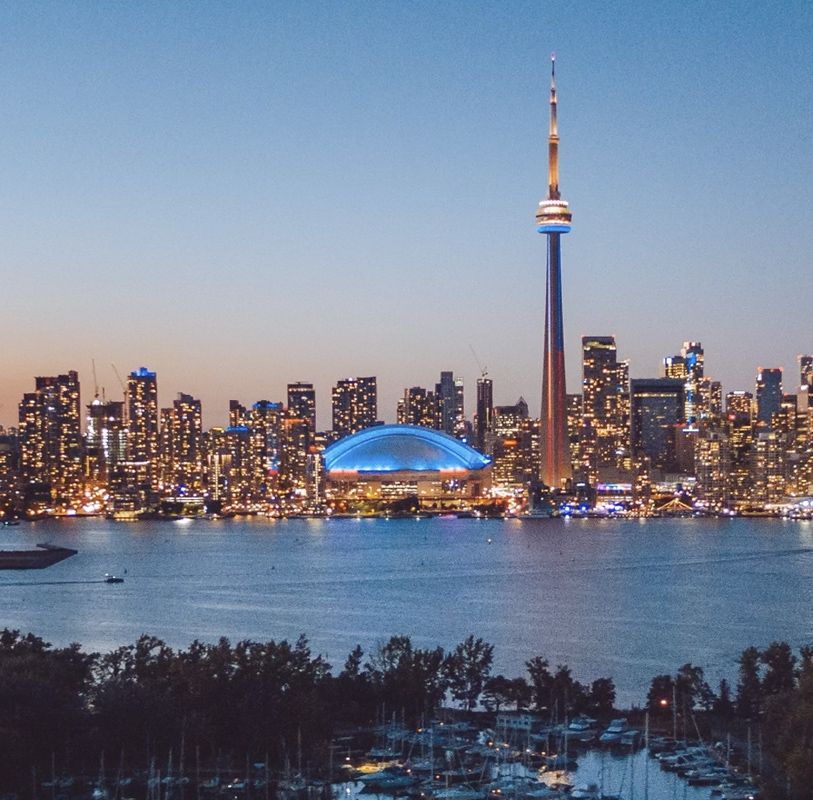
1,0,812,430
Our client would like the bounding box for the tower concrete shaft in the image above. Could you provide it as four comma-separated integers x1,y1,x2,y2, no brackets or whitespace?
536,55,572,488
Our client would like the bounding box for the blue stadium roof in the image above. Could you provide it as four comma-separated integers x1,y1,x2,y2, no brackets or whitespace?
323,425,491,474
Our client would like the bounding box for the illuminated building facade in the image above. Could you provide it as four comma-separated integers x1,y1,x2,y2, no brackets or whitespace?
579,336,630,483
491,399,530,489
323,424,491,505
18,371,83,505
288,382,316,442
536,56,572,489
128,368,158,462
397,386,438,429
436,372,466,440
332,376,378,439
159,393,204,494
86,399,127,481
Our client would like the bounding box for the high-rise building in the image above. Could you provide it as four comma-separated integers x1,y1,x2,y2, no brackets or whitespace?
755,368,783,427
800,355,813,388
127,367,158,462
86,399,127,480
681,342,704,425
332,377,378,439
630,378,684,473
475,377,493,454
398,387,437,429
159,393,204,494
18,371,83,504
579,336,630,482
287,383,316,440
536,55,572,489
491,398,530,489
249,400,285,499
726,391,753,503
435,372,465,439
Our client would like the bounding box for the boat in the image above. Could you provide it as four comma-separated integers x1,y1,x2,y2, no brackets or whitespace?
0,542,78,570
105,574,125,583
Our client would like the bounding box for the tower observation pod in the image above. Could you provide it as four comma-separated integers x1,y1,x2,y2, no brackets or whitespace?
537,54,573,489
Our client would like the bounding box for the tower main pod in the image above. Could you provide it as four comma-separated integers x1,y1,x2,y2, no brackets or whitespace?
536,55,572,489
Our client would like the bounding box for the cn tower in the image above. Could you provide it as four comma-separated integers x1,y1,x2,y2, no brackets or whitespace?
536,54,572,489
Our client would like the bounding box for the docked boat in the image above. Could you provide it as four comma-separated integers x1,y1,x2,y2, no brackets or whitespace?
0,542,78,570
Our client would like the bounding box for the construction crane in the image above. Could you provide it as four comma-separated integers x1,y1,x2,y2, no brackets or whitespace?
469,345,488,379
91,358,100,401
110,363,129,424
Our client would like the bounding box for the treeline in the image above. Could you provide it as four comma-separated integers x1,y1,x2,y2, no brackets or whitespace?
0,630,615,793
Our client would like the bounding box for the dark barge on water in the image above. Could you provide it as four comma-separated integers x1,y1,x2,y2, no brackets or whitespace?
0,542,78,570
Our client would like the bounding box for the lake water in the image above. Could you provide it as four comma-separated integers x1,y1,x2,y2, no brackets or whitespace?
1,515,812,707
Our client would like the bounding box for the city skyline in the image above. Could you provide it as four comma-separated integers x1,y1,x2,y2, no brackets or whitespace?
2,2,812,430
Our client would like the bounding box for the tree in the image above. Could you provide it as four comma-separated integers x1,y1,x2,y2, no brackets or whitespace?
444,636,494,711
761,641,796,697
675,663,715,711
526,656,553,714
646,674,674,716
712,678,734,717
587,677,616,718
736,646,763,718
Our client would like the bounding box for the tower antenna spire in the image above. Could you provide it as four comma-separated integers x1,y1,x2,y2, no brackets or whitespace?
548,53,560,200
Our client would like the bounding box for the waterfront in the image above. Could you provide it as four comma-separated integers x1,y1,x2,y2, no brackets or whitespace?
1,516,812,706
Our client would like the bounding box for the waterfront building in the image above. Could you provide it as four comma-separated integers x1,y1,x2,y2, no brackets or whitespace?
159,393,204,494
332,376,378,439
536,56,572,490
491,399,530,489
475,377,493,455
695,429,730,508
85,399,127,481
755,368,783,427
566,393,581,469
279,416,310,498
18,371,83,506
127,367,158,462
725,391,754,503
323,424,491,507
249,400,284,499
630,378,684,473
579,336,630,483
751,428,786,504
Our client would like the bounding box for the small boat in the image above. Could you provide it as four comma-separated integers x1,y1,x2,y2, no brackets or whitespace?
3,519,20,526
104,574,125,583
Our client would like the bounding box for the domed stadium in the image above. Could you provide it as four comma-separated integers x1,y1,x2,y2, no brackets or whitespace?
323,424,492,503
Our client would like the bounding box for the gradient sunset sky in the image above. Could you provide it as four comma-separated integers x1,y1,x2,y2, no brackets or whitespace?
2,1,812,429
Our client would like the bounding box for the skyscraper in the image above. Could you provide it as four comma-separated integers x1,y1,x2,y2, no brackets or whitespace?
159,392,204,493
475,377,493,454
18,371,83,503
536,55,572,489
287,382,316,440
579,336,630,482
332,377,378,439
630,378,684,473
127,367,158,463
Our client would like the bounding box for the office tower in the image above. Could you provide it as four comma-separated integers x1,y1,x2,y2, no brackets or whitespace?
287,382,316,440
566,393,581,467
18,371,83,503
491,399,530,488
699,379,723,420
159,393,204,493
755,368,783,426
332,377,378,439
630,378,685,473
579,336,630,482
398,387,437,428
127,367,158,462
536,56,572,489
681,342,704,424
662,355,688,381
435,371,465,438
475,377,493,454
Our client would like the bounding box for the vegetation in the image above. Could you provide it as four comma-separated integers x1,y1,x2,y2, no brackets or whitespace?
2,629,813,798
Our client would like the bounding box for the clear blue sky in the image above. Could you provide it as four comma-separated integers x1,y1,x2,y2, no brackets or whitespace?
1,1,812,429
